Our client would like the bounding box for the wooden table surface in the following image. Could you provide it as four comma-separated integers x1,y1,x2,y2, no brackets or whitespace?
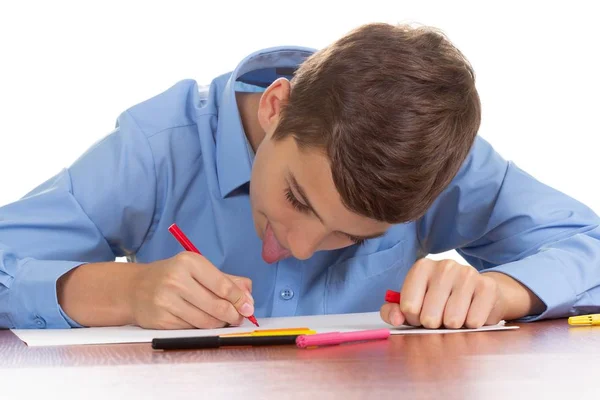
1,319,599,399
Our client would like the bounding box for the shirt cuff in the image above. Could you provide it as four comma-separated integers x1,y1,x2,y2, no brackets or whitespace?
10,259,85,329
482,250,577,322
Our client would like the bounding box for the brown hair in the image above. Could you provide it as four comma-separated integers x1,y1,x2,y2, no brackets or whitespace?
273,23,481,223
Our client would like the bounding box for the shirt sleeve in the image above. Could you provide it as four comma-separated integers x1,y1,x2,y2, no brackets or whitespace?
417,136,600,321
0,110,157,329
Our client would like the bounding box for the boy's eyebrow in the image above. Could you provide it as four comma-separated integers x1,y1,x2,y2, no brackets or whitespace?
289,173,387,241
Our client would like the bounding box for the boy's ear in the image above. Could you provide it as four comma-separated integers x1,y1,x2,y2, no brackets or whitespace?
257,78,291,137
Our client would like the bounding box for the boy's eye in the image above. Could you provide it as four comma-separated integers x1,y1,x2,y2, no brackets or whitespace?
344,234,366,246
285,187,310,213
285,186,366,247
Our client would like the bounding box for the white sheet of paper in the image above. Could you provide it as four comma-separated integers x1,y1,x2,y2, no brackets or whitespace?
11,311,518,347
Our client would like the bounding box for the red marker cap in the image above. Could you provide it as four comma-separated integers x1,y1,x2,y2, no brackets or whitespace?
385,290,401,303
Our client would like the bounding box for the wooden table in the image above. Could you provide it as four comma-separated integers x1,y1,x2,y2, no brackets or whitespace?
1,320,599,399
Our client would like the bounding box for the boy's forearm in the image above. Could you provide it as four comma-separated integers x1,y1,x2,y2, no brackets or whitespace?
57,262,143,327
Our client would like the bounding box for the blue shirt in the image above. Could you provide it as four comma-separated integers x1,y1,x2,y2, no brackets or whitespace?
2,46,600,329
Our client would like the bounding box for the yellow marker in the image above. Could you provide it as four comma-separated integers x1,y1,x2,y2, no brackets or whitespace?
221,328,316,337
568,314,600,326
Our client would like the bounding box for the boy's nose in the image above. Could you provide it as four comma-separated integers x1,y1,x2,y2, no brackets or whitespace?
288,231,322,260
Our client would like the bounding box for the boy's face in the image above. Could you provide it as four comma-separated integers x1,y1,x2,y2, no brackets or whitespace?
248,79,391,264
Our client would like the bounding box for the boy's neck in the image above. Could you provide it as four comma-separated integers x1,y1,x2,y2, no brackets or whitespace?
236,92,265,153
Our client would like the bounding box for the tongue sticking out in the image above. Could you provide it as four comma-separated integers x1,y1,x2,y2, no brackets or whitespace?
262,223,292,264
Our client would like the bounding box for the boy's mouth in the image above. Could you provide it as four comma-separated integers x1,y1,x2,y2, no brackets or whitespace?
261,222,292,264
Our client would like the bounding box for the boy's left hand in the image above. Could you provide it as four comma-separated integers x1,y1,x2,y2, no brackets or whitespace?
380,258,510,329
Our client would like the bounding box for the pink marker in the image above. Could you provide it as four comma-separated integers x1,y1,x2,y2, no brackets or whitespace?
295,328,390,348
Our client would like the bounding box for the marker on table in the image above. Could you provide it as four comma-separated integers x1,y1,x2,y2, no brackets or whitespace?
153,334,300,350
221,328,314,337
152,328,315,350
568,314,600,326
295,329,390,348
168,223,259,327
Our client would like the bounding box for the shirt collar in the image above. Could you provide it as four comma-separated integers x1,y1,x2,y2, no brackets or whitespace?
215,46,316,198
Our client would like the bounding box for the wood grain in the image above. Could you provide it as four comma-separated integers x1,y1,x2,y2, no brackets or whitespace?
1,320,599,399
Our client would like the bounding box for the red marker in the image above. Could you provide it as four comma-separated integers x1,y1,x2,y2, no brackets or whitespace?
384,289,401,303
168,223,259,327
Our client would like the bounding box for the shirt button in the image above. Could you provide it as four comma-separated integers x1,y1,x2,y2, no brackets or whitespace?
34,316,46,328
279,288,294,300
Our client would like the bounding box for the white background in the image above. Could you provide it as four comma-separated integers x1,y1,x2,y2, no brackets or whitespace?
0,0,598,262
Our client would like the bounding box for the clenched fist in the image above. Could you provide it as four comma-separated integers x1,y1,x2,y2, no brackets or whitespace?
381,258,517,329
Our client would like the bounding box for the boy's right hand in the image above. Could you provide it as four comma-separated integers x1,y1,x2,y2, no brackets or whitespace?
129,252,254,329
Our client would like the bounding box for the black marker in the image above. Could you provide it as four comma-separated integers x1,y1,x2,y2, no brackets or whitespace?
152,334,300,350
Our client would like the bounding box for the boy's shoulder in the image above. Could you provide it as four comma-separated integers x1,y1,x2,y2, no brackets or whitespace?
123,77,227,138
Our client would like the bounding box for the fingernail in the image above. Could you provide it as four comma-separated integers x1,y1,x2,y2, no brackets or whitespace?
240,302,254,317
389,310,402,326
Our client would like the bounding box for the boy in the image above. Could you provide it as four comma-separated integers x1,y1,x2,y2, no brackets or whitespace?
1,23,598,330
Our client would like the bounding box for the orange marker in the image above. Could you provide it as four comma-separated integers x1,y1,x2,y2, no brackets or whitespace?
221,328,314,337
168,223,259,327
